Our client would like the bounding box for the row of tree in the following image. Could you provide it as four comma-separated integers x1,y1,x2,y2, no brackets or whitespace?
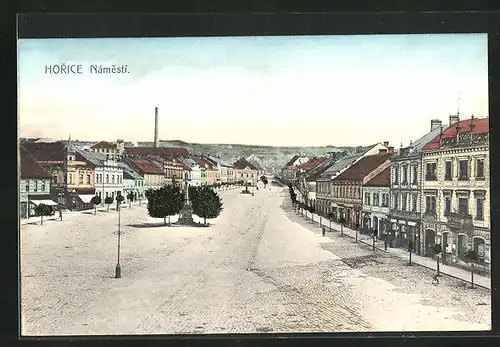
146,185,223,226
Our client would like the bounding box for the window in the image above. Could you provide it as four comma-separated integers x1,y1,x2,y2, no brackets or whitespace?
33,181,38,192
412,193,418,212
445,161,452,181
79,173,84,184
241,173,243,178
53,175,58,184
459,160,469,180
393,166,399,184
412,166,418,185
69,174,74,184
25,180,30,192
401,193,408,211
425,196,436,215
393,193,399,209
112,175,115,184
402,166,408,185
476,198,484,220
41,181,45,191
373,193,380,206
425,163,437,181
106,174,109,184
476,159,485,179
87,174,91,184
364,192,371,205
458,198,469,215
444,196,451,216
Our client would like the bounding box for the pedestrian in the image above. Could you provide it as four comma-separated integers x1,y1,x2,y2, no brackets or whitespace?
384,239,388,250
322,226,326,237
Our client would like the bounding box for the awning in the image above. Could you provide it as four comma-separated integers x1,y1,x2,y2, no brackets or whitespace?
78,195,95,204
30,199,58,206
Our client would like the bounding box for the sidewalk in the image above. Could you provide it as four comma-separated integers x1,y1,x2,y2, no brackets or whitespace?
295,208,491,290
20,200,146,226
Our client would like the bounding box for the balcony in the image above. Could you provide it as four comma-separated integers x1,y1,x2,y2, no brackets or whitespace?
447,212,473,229
422,211,437,220
389,209,420,220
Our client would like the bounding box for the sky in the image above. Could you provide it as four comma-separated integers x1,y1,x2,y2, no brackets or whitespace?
18,34,488,147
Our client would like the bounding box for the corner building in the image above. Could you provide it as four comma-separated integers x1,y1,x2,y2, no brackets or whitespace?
421,116,490,268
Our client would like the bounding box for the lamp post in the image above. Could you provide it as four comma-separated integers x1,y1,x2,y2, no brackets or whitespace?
115,192,123,279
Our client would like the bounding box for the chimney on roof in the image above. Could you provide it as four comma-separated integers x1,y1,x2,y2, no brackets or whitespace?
431,119,442,131
383,141,389,147
449,114,460,126
387,146,395,153
154,107,159,148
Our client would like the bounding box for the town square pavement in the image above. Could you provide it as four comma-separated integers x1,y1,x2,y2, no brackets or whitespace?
20,184,491,335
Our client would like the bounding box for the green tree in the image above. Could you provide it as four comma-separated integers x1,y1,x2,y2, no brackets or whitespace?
35,203,53,225
190,185,223,225
127,191,135,208
104,196,114,212
90,195,102,215
146,185,184,226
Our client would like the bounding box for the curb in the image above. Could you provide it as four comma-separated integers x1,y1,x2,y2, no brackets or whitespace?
294,210,491,290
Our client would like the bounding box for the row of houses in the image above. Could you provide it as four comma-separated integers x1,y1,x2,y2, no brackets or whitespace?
20,140,266,218
281,114,490,268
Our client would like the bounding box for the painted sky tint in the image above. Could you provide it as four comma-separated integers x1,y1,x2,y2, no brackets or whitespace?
18,34,488,147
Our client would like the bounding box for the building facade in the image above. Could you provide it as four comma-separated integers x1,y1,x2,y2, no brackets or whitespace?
316,143,390,217
361,167,390,239
118,162,145,201
233,157,259,186
77,149,123,205
125,158,165,191
20,145,54,218
421,116,490,267
388,119,444,252
330,151,394,229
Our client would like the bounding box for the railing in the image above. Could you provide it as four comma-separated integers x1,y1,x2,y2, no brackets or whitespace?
389,209,420,220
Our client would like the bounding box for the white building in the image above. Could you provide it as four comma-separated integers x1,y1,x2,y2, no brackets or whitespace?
180,157,202,187
118,162,145,201
77,149,124,203
361,167,391,239
421,116,490,267
233,157,259,186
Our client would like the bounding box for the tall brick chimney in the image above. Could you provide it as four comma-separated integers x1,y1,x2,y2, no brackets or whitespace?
154,106,159,148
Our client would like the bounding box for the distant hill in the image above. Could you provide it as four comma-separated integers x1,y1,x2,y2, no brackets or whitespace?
144,140,355,173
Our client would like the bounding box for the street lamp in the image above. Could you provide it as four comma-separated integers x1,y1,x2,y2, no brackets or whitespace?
115,192,123,278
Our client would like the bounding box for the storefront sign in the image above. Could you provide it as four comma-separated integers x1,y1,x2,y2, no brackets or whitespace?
484,246,490,264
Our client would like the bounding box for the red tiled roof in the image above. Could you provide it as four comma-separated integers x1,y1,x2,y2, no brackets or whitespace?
423,118,489,150
124,158,164,175
124,147,190,157
176,159,192,171
364,166,390,187
90,141,116,149
21,142,65,162
297,157,327,171
233,157,258,170
20,145,51,179
193,157,215,170
334,152,394,181
284,155,300,167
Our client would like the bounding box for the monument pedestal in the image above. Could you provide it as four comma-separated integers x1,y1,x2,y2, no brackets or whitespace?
178,205,194,225
177,180,195,225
